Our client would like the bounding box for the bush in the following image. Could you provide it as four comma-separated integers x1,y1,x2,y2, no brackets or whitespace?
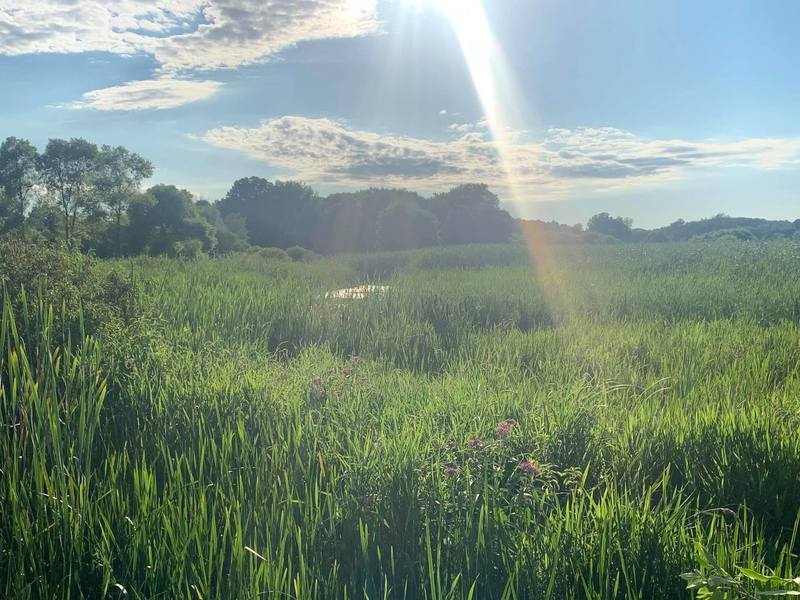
286,245,316,262
173,239,204,259
0,235,139,344
691,228,754,242
256,246,291,261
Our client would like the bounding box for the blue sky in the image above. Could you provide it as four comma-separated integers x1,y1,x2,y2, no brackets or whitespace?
1,0,798,227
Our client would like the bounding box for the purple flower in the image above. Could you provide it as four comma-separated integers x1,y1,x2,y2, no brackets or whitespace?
495,419,516,437
443,465,460,477
518,460,541,477
466,438,484,448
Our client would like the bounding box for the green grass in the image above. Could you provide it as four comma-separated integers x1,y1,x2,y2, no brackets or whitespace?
2,240,800,598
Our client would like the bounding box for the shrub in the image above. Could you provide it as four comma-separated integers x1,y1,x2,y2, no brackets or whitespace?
286,245,316,262
691,227,755,242
0,235,139,344
257,247,291,261
172,239,204,259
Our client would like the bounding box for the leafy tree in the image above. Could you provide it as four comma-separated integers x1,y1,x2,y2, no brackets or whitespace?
286,245,317,262
691,227,755,242
377,201,440,251
0,137,39,231
317,188,425,253
218,177,320,248
129,185,216,256
586,212,633,241
95,145,153,255
429,184,514,245
195,201,249,253
38,138,99,245
26,203,62,242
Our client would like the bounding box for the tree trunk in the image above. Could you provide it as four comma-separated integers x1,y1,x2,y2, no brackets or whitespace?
116,206,123,257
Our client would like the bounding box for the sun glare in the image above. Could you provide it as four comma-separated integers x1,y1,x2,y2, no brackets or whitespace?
423,0,528,203
421,0,567,306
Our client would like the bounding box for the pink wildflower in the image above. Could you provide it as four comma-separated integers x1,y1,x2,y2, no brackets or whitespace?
518,460,541,477
495,419,516,437
443,465,460,477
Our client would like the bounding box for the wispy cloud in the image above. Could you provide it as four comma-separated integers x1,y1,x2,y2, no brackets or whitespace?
203,116,506,187
0,1,379,71
73,78,222,111
1,0,379,109
203,117,800,194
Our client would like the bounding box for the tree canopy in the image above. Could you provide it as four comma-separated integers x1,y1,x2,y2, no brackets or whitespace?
1,134,797,257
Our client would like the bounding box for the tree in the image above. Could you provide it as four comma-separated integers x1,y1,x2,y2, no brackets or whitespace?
217,177,319,248
95,145,153,255
0,137,39,231
429,184,514,245
377,201,440,251
128,185,216,256
194,201,249,253
38,138,99,245
317,188,425,253
586,212,633,241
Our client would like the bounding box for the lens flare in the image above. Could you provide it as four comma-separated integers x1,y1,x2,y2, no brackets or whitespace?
426,0,568,308
432,0,526,197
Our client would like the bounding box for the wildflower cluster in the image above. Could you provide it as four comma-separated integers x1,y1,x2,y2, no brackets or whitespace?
495,419,516,437
307,355,371,408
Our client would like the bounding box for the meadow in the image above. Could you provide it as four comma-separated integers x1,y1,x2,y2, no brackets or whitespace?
2,240,800,599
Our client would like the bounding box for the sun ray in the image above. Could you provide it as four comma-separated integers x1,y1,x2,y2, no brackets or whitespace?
421,0,570,311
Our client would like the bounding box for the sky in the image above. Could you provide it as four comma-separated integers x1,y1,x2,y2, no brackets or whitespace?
1,0,798,228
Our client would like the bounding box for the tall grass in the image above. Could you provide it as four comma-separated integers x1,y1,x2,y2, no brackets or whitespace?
2,240,800,598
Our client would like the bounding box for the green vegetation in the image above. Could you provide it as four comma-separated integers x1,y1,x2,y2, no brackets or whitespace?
2,238,800,598
0,136,514,256
521,214,800,245
4,135,797,262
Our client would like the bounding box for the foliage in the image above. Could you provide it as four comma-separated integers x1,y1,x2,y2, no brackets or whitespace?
255,246,291,261
691,227,755,242
3,240,800,597
377,200,440,250
639,214,799,243
218,177,320,248
38,137,100,245
0,235,139,344
429,183,515,245
3,135,796,258
128,185,216,256
93,145,153,256
587,212,634,240
286,245,317,262
682,543,800,599
0,136,39,232
218,181,515,253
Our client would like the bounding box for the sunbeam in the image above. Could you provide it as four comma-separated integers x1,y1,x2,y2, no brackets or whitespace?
420,0,569,309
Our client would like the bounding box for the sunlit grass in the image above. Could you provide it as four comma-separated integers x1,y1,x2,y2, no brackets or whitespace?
2,240,800,598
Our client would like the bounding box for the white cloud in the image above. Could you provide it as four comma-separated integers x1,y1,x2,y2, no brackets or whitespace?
73,78,222,111
0,0,380,71
203,116,508,188
202,117,800,194
1,0,379,111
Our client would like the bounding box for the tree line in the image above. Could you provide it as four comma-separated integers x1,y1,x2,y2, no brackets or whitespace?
3,135,796,257
0,136,515,257
521,212,800,244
